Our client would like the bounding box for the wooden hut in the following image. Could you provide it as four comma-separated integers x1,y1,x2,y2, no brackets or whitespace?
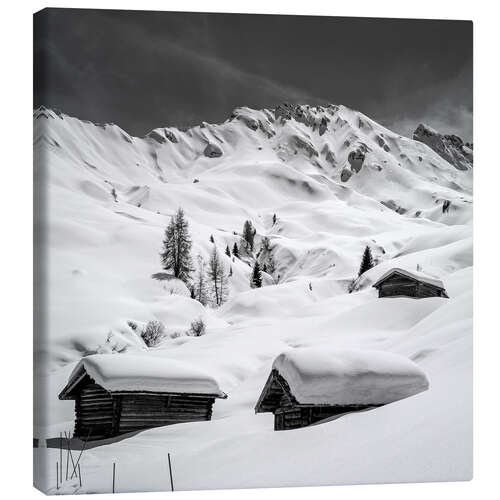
372,268,448,299
255,349,429,431
255,368,374,430
59,354,226,440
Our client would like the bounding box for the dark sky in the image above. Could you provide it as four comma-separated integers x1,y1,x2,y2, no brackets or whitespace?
34,9,473,141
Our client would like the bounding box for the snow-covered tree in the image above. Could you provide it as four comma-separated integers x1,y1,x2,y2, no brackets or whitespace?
225,245,231,257
192,255,209,305
251,261,263,288
243,220,255,251
260,236,276,275
207,246,229,306
160,207,193,284
358,245,374,276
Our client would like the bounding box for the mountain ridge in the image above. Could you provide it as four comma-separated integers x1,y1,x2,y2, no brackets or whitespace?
34,102,473,225
34,102,473,173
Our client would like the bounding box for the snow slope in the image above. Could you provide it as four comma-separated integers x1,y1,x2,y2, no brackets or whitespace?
33,103,472,493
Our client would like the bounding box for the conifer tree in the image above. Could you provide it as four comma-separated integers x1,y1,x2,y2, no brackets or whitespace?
207,246,229,306
358,245,374,276
210,234,215,243
225,245,231,257
192,255,209,305
160,207,193,283
243,220,255,252
251,261,263,288
232,242,240,258
273,213,277,225
229,265,233,277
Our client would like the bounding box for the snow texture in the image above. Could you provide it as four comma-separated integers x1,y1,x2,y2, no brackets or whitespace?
272,348,429,405
68,354,226,396
33,102,472,493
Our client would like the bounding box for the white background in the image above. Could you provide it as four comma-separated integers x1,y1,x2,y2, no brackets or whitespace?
1,0,498,498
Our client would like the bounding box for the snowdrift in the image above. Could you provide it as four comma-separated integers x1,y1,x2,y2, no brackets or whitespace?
272,348,429,405
60,354,226,397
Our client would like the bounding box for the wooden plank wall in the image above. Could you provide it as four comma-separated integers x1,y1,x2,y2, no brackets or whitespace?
75,383,114,440
118,394,215,434
74,383,216,440
416,283,442,298
274,404,380,430
378,274,442,298
255,370,298,413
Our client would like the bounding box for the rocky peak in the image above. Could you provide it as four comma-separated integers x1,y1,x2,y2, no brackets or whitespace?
413,123,472,171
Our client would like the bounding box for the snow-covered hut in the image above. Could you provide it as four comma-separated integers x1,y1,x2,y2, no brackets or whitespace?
255,348,429,431
372,268,448,299
59,354,227,440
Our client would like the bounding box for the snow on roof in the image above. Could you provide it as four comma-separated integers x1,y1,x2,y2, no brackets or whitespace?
61,354,226,398
272,348,429,406
372,267,445,290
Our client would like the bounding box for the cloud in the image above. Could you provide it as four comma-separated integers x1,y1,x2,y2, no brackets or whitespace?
36,9,472,139
366,63,473,141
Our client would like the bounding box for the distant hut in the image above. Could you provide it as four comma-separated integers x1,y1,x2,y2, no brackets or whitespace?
59,354,227,440
255,348,429,431
372,268,448,299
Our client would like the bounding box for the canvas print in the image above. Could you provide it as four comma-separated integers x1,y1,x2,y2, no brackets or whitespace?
33,8,473,494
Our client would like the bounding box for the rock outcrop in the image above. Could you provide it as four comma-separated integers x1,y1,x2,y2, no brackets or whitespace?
348,149,365,173
292,135,318,158
413,123,472,170
203,143,223,158
340,167,353,182
146,128,178,145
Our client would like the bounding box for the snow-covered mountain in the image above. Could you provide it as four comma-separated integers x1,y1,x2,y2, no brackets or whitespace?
34,103,472,492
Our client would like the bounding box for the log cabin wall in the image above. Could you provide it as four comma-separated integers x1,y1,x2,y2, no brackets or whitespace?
74,381,216,440
75,383,115,440
255,370,297,413
378,274,417,298
416,282,443,298
274,404,381,430
377,274,443,298
118,394,215,435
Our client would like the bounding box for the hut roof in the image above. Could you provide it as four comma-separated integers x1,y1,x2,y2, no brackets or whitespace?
59,354,227,400
255,348,429,411
372,267,445,290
